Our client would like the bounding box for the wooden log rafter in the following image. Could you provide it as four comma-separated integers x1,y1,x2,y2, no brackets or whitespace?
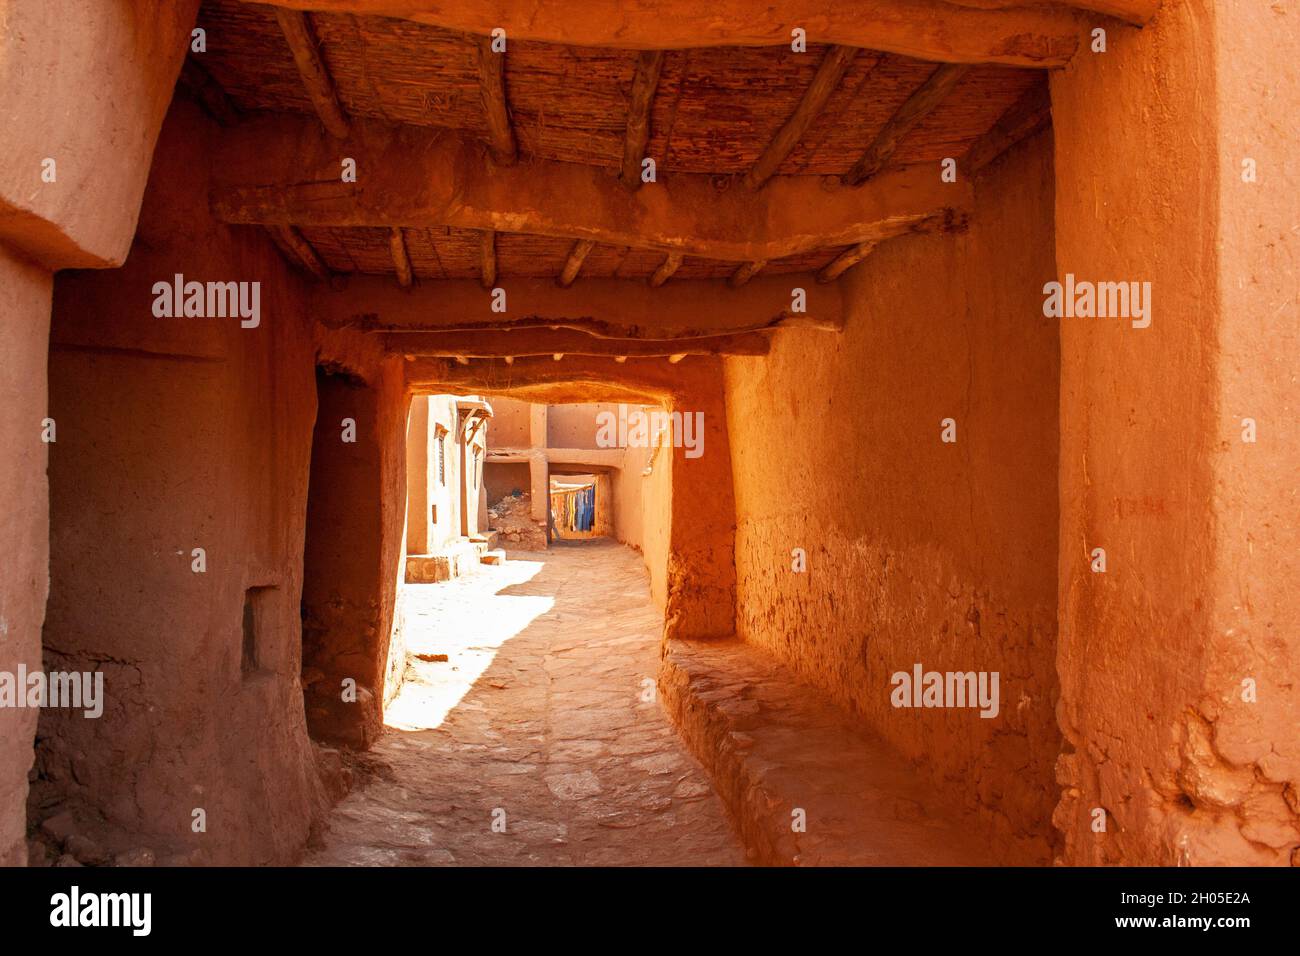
743,45,857,190
620,51,666,188
179,57,240,127
962,83,1052,175
389,228,414,287
728,260,767,288
557,238,596,287
479,228,497,288
272,9,350,139
649,252,683,287
378,328,771,357
475,34,517,164
242,1,1162,67
843,63,970,186
817,240,878,283
266,225,331,279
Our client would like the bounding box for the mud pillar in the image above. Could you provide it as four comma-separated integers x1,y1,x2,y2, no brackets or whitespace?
529,404,549,523
1051,0,1299,864
405,396,430,555
0,250,53,865
303,367,408,749
0,0,197,865
665,361,737,641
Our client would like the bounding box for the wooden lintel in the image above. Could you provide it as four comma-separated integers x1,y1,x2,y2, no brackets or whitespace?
378,328,772,357
211,115,970,264
242,1,1142,68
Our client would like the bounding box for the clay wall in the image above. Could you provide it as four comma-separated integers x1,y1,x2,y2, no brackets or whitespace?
1050,0,1300,865
36,98,409,862
615,414,673,612
722,131,1060,863
485,462,533,507
547,402,618,449
0,0,197,867
39,101,330,864
0,248,53,865
427,396,465,549
486,396,532,448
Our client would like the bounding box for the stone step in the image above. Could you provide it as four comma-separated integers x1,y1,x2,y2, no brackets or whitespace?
479,549,507,565
470,531,499,549
404,540,482,583
659,637,987,866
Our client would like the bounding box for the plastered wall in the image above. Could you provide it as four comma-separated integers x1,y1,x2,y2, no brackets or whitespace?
39,102,326,864
0,248,53,866
723,131,1061,864
1050,0,1300,866
0,0,197,867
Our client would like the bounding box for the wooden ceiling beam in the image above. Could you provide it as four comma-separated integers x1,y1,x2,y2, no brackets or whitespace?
272,9,350,139
212,115,969,263
479,228,497,289
817,241,879,282
744,45,857,190
266,225,330,279
557,239,596,287
380,328,771,357
962,83,1052,174
649,252,683,288
179,58,240,127
843,63,970,186
240,1,1158,67
311,274,845,339
406,353,718,404
389,227,414,287
728,260,767,288
475,35,517,165
620,51,665,188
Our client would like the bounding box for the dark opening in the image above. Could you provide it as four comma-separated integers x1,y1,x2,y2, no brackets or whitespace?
241,585,276,676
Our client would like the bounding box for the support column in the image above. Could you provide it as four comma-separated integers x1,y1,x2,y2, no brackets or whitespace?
404,396,430,554
529,404,550,524
0,249,53,865
1050,0,1299,865
665,361,737,641
0,0,198,866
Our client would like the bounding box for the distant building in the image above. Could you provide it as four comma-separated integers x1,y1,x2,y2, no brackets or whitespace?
402,394,497,582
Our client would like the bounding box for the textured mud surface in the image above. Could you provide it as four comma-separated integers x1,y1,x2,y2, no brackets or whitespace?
305,541,743,866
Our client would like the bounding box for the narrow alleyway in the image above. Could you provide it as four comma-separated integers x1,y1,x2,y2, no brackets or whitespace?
304,541,744,866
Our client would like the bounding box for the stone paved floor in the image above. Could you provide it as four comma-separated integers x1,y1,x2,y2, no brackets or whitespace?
304,538,745,866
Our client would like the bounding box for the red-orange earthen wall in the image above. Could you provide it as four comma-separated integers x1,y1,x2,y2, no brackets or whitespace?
1050,0,1300,866
723,130,1061,864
